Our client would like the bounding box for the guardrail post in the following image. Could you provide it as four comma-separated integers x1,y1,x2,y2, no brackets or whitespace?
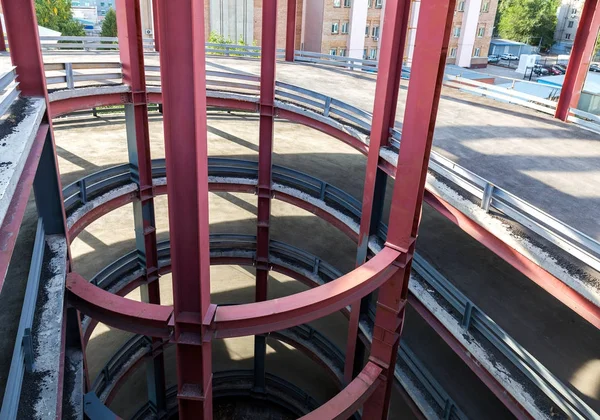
157,0,213,415
345,0,412,385
117,0,167,413
254,0,278,394
65,62,75,89
323,96,332,117
555,0,600,121
481,182,494,212
461,302,474,330
78,178,88,204
363,0,456,415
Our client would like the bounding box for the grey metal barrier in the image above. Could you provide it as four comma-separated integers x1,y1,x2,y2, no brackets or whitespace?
0,67,20,117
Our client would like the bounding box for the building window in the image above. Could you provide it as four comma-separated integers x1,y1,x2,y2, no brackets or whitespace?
369,48,377,59
457,1,465,11
332,22,339,34
365,24,370,37
473,47,481,57
363,48,368,59
477,27,485,37
100,1,105,5
481,1,490,12
344,0,351,7
342,21,349,34
450,47,457,57
568,20,574,28
339,48,347,56
368,0,373,7
333,0,341,7
453,27,461,37
566,33,572,39
372,25,380,38
375,0,382,8
330,48,337,56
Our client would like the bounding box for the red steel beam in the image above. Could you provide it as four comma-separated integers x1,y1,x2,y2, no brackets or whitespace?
285,0,297,62
156,0,213,416
116,0,166,411
363,0,456,416
152,0,160,52
345,0,412,383
555,0,600,120
0,14,6,52
254,0,278,391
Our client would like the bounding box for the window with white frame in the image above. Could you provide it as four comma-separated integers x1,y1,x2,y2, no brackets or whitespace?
344,0,351,7
369,48,377,59
339,48,347,56
481,1,489,12
477,26,485,37
375,0,382,8
363,48,368,59
330,48,337,56
368,0,373,7
333,0,341,7
457,1,465,11
342,21,349,34
453,26,461,37
332,22,339,34
372,25,380,38
566,33,571,39
568,20,574,28
365,24,370,37
449,47,457,57
473,47,481,57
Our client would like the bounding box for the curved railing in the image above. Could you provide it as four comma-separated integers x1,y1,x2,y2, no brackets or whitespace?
84,235,465,419
45,62,600,302
65,161,598,419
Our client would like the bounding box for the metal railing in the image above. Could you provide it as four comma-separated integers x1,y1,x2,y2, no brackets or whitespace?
49,62,600,280
0,219,45,419
64,159,599,419
0,67,20,117
568,107,600,134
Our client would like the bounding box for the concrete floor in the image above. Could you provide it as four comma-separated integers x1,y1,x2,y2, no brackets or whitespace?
45,112,596,415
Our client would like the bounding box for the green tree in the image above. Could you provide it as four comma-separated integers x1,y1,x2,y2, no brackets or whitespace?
101,8,118,38
497,0,559,50
35,0,85,36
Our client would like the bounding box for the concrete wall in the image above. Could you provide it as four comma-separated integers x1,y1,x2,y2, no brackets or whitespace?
303,0,324,52
210,0,254,44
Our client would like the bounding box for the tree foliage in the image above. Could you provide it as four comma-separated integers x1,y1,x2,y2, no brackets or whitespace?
497,0,559,49
35,0,85,36
101,8,118,38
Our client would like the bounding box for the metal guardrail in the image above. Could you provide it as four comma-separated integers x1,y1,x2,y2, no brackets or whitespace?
0,67,20,117
0,219,45,419
568,107,600,134
64,159,600,419
50,62,600,278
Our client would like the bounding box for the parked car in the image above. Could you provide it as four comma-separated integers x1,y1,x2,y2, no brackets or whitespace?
544,65,563,75
501,53,518,61
590,64,600,72
551,65,566,75
532,64,549,76
554,64,567,73
487,54,500,63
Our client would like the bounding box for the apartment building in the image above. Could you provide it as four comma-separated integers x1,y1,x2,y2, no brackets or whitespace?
553,0,584,54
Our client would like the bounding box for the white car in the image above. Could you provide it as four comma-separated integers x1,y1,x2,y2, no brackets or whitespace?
501,53,518,61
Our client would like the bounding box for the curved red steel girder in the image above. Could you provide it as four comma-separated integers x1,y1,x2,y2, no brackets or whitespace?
49,92,600,332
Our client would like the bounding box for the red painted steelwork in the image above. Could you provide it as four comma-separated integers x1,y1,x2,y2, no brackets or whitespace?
298,362,382,420
212,247,400,337
67,272,172,337
49,93,127,118
345,0,412,383
152,0,160,52
0,16,6,52
157,0,213,415
363,0,456,416
425,190,600,329
0,124,48,290
408,295,531,419
285,0,297,62
555,0,600,120
256,0,278,303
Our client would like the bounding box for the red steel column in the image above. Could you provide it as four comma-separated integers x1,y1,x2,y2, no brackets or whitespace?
344,0,411,383
362,0,456,416
116,0,166,412
152,0,160,52
0,15,6,52
285,0,296,61
254,0,278,391
157,0,212,417
555,0,600,120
